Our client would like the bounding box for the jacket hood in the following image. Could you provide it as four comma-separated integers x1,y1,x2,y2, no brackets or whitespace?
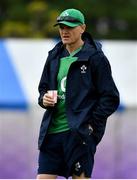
82,32,102,51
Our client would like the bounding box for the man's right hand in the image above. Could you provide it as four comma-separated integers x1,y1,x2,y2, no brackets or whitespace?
43,93,55,107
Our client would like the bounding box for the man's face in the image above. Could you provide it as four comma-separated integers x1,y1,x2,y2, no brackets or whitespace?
59,24,85,45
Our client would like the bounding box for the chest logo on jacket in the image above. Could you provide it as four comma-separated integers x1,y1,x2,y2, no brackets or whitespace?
80,65,87,74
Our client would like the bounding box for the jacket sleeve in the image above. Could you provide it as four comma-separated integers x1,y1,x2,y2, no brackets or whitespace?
38,56,50,109
90,53,120,125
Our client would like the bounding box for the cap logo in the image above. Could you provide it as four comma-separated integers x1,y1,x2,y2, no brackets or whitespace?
63,12,69,16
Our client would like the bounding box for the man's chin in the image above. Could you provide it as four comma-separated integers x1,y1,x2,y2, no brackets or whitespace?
62,40,70,45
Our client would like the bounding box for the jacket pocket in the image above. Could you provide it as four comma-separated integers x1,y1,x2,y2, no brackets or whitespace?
77,124,97,154
85,124,97,145
77,123,97,145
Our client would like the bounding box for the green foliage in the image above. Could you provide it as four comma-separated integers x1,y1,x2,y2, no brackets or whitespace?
0,0,136,39
1,21,31,37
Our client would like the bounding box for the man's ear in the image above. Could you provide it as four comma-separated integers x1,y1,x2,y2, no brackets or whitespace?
81,24,86,33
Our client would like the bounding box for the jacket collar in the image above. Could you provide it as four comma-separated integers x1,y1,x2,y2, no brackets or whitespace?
49,40,102,62
49,37,102,61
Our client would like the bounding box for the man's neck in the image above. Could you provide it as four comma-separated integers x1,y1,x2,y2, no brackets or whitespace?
66,39,84,54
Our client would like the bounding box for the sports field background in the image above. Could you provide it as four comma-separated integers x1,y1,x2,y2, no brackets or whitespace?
0,39,137,178
0,107,136,178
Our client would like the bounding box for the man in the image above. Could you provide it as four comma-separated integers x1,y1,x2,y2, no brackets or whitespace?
37,8,120,179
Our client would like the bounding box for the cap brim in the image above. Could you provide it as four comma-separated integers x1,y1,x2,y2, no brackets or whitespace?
54,21,80,27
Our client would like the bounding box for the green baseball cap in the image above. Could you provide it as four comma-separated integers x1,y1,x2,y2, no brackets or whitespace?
54,8,85,27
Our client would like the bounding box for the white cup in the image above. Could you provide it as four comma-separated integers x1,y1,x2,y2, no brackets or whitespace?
47,90,57,103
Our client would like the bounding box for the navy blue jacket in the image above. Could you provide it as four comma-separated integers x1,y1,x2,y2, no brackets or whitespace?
38,34,120,149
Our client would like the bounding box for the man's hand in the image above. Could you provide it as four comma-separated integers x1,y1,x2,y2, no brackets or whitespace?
43,93,55,107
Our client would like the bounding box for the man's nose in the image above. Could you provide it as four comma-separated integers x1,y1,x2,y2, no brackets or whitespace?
62,29,68,34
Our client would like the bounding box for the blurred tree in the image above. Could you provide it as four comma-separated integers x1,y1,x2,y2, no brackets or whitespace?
43,9,59,37
27,1,48,30
1,21,31,37
0,0,136,39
